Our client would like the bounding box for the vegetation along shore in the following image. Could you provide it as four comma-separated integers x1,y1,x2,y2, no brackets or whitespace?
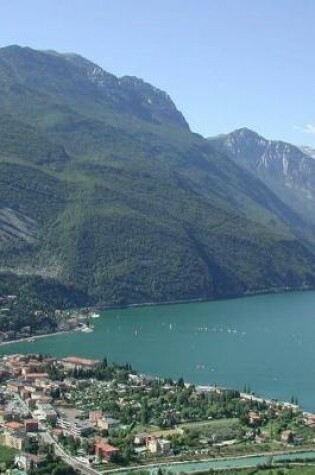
1,354,315,474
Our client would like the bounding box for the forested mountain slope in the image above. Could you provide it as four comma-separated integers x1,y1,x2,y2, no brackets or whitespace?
0,46,314,306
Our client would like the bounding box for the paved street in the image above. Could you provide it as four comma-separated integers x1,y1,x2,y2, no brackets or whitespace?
15,393,99,475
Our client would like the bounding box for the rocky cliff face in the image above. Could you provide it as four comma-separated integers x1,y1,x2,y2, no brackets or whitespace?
0,45,189,131
209,128,315,224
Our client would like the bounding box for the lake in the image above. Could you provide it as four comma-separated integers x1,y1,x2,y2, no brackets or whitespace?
1,291,315,411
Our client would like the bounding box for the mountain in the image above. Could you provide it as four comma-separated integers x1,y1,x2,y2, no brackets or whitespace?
0,46,315,306
209,128,315,227
300,145,315,160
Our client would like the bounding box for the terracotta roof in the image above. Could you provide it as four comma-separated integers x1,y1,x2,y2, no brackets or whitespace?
5,421,24,430
62,356,101,366
95,442,119,453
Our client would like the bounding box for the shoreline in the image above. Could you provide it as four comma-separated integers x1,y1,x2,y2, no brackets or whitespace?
0,288,314,416
1,287,314,348
0,328,75,347
93,284,315,312
1,287,312,348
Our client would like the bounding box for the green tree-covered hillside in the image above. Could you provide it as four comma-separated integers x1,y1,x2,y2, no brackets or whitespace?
0,46,314,306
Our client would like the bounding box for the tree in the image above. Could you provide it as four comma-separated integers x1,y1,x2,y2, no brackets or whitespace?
51,387,61,399
140,399,150,425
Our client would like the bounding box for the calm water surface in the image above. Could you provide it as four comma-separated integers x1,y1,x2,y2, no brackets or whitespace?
1,291,315,410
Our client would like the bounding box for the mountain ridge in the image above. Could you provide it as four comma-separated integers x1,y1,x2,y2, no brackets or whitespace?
0,46,314,306
209,127,315,228
0,45,189,131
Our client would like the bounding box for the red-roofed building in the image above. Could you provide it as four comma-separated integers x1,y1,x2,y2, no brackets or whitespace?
5,421,24,432
62,356,101,369
95,441,119,462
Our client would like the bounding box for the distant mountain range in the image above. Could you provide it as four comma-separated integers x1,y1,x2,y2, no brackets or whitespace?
0,45,314,306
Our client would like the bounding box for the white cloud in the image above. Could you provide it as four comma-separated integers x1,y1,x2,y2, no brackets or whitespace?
294,124,315,135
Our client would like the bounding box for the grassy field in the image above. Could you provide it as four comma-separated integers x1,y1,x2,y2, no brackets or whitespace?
132,424,182,439
180,418,240,430
179,417,242,444
0,444,16,464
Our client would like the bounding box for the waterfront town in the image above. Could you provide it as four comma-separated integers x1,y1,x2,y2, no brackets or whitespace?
0,293,94,345
0,354,314,474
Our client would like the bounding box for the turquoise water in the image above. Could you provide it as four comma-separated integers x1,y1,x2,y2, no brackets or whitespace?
2,291,315,410
114,450,315,474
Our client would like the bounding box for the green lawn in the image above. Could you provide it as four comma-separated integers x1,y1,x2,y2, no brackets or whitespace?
180,417,243,443
133,424,160,434
0,444,16,464
180,418,239,430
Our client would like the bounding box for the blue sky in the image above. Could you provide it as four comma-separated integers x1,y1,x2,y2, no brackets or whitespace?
1,0,315,145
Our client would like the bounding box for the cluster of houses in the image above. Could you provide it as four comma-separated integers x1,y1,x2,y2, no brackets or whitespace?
134,433,171,455
0,354,174,467
0,352,310,473
0,294,90,343
246,409,304,445
0,355,114,463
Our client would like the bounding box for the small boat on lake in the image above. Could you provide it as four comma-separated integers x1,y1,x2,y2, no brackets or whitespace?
90,312,100,318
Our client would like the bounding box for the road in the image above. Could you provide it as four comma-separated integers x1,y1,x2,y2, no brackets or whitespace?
14,394,99,475
11,395,315,475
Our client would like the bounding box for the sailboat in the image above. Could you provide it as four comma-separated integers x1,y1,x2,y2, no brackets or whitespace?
90,312,100,318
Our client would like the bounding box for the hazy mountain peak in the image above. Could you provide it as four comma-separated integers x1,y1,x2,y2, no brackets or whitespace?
231,127,262,137
209,128,315,224
299,146,315,160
